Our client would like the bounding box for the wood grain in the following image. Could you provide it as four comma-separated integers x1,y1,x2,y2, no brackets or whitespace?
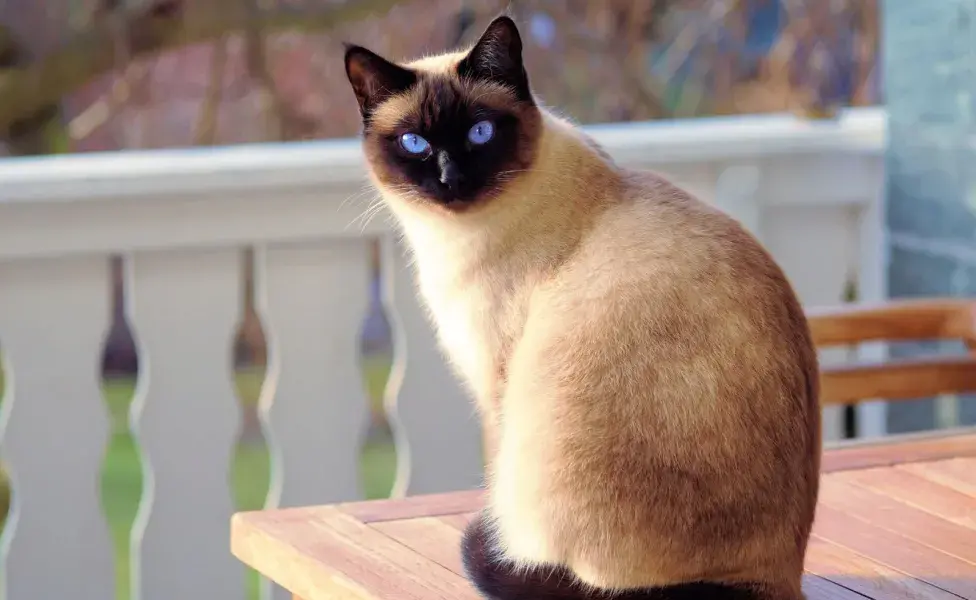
821,429,976,472
337,489,483,523
834,467,976,531
232,508,378,600
371,517,466,576
315,508,478,599
811,504,976,598
820,356,976,405
807,298,976,347
801,575,878,600
804,536,962,600
818,478,976,564
901,457,976,497
231,507,480,600
231,437,976,600
438,513,476,532
807,298,976,405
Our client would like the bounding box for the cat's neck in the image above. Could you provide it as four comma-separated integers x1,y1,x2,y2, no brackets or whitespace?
382,108,621,277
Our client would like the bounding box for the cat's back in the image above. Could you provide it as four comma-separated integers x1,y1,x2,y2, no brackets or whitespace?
498,167,820,591
535,165,819,444
554,168,804,327
591,169,777,279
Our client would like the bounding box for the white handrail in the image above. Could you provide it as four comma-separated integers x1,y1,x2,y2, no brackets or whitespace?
0,107,885,204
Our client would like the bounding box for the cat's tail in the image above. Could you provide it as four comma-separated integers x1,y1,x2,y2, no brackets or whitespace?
460,512,795,600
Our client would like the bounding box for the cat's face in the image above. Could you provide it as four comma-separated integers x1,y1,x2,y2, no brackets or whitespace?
343,16,542,212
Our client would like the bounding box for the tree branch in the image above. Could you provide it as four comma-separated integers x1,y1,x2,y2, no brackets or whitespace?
0,0,400,137
193,38,227,145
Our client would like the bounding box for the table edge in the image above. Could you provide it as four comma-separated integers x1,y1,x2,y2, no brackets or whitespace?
230,427,976,598
820,426,976,472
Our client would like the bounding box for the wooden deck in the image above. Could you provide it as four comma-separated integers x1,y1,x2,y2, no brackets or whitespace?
232,430,976,600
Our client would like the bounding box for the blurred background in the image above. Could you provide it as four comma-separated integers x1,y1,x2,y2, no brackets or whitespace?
0,0,879,157
4,1,973,600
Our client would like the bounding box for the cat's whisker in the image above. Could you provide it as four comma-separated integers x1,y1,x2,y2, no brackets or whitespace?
346,195,387,232
358,203,389,233
360,200,386,222
338,193,378,219
344,195,378,222
338,183,378,211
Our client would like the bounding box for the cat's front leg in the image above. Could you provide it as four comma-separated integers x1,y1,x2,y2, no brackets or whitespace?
459,361,503,469
480,407,501,470
461,510,589,600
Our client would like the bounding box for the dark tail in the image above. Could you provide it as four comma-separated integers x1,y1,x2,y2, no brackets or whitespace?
461,513,771,600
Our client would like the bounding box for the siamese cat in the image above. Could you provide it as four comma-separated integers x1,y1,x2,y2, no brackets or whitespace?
343,15,820,600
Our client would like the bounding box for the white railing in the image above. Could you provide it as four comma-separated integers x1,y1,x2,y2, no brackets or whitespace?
0,107,886,600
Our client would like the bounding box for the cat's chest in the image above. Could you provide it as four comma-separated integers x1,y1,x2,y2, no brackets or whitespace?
418,273,527,402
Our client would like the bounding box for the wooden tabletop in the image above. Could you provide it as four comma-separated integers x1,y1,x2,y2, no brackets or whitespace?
231,430,976,600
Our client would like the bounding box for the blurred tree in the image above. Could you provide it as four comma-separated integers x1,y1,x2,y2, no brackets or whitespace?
0,0,879,157
0,0,402,154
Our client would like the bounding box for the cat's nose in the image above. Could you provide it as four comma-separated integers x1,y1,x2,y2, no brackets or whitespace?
437,152,463,191
439,167,462,191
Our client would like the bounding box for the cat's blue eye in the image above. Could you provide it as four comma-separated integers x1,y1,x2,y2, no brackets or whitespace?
399,132,430,154
468,120,494,145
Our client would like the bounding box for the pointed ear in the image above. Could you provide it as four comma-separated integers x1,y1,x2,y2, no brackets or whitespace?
343,44,417,123
456,16,532,102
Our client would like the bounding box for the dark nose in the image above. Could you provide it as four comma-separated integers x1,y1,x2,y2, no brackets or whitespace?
437,151,463,191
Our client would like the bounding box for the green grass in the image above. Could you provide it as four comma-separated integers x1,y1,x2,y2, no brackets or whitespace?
0,355,396,600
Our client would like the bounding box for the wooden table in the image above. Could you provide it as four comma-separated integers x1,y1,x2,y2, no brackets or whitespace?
232,430,976,600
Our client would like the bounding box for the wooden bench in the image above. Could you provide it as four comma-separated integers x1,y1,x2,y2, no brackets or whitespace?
231,298,976,599
808,298,976,405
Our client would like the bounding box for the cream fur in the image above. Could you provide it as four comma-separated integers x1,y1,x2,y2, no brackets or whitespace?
376,110,607,423
359,51,820,600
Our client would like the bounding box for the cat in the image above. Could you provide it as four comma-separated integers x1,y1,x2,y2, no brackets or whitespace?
343,14,821,600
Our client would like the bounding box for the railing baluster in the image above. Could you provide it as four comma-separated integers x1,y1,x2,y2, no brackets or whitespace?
380,236,484,496
127,248,243,600
714,164,762,237
0,256,115,600
254,239,372,600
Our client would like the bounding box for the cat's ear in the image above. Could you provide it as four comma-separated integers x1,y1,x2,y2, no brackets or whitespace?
457,16,532,102
344,44,417,122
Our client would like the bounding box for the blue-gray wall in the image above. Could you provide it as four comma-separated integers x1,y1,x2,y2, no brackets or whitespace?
884,0,976,432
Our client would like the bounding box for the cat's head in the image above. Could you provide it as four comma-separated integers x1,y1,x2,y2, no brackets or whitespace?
343,16,542,213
